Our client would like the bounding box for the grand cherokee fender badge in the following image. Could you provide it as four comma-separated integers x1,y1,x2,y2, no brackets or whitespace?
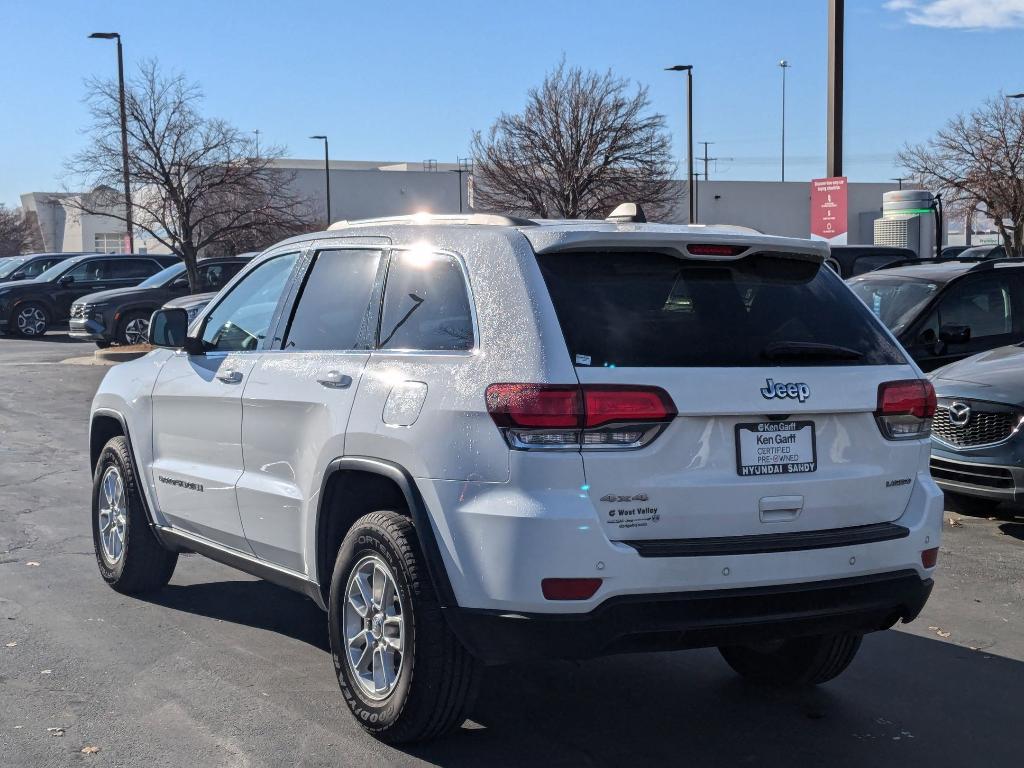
760,378,810,403
158,475,204,493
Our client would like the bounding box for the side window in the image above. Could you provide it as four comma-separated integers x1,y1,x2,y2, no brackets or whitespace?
197,262,247,292
200,253,298,353
19,259,59,279
283,249,382,351
64,259,105,282
378,250,474,351
937,276,1014,340
107,259,161,280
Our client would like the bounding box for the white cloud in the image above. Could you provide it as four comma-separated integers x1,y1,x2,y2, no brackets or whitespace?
884,0,1024,29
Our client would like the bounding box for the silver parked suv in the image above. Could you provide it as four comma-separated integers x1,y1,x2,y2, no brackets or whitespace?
89,210,943,742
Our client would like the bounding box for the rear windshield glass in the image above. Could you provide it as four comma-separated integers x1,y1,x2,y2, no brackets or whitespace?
848,276,940,334
536,251,906,367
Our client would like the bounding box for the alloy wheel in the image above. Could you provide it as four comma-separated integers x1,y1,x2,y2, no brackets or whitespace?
97,466,127,564
343,554,405,700
123,316,150,345
16,306,47,336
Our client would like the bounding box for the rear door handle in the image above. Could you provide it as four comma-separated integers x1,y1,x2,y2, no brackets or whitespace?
217,369,243,384
317,370,352,389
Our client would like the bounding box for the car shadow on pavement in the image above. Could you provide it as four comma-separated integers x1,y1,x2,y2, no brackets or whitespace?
998,522,1024,541
141,575,1024,767
145,579,330,651
404,631,1024,767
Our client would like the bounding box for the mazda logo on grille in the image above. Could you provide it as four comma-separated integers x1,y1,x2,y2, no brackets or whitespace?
948,401,972,427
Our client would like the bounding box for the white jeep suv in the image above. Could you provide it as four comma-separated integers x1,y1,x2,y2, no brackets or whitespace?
89,211,942,742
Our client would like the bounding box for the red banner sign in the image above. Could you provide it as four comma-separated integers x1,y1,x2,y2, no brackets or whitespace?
810,176,848,244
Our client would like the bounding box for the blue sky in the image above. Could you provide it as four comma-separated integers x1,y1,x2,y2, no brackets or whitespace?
2,0,1023,207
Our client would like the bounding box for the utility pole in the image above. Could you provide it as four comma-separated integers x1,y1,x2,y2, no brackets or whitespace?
779,60,791,181
253,129,261,158
890,176,906,190
827,0,844,178
450,157,473,213
310,135,331,223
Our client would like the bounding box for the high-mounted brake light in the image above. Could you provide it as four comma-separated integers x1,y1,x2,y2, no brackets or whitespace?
485,384,676,450
686,243,748,257
875,379,936,440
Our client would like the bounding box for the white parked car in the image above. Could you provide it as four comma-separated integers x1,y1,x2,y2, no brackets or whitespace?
88,209,943,742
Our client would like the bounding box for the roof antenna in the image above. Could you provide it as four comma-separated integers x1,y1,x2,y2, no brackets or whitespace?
606,202,647,223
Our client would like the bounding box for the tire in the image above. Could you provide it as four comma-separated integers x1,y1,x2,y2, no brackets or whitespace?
946,491,1001,516
328,511,480,743
91,436,178,594
117,310,152,346
95,340,112,349
11,302,49,337
719,632,862,686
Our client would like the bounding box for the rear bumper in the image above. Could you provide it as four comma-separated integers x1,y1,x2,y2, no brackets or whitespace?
446,571,933,664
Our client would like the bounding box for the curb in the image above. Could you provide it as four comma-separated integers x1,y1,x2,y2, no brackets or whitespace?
94,344,153,363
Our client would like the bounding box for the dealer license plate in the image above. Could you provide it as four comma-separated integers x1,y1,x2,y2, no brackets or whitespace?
735,421,817,476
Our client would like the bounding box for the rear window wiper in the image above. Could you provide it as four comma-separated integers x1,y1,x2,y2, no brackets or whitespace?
761,341,864,362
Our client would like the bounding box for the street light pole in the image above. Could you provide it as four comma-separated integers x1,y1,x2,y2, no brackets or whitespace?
310,135,331,224
89,32,134,253
666,65,695,224
779,60,791,182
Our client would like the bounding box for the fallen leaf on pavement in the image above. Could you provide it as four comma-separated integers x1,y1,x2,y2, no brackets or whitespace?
25,562,40,567
4,642,15,647
40,669,51,675
47,727,64,737
948,517,963,527
937,630,951,638
81,745,100,754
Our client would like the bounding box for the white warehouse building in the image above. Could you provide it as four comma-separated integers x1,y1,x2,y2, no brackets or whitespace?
19,160,913,253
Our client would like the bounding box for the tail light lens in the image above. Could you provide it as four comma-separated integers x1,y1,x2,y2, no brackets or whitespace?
486,384,676,450
875,379,936,440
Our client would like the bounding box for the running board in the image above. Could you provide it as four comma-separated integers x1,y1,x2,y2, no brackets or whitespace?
157,527,325,609
622,522,909,558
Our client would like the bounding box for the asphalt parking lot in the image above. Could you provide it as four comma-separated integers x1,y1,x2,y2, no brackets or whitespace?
1,333,1022,767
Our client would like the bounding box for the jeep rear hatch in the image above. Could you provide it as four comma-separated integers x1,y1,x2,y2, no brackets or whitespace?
531,248,928,543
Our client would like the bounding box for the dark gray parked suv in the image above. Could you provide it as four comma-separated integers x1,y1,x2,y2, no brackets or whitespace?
70,256,251,346
929,345,1024,512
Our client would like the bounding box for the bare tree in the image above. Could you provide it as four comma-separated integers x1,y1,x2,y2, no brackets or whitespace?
898,96,1024,256
0,205,36,255
67,61,315,289
471,61,676,220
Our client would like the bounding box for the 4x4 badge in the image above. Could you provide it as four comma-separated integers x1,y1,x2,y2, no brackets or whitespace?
760,378,810,403
600,493,649,503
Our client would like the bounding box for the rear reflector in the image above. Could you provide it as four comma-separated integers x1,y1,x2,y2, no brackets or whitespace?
686,243,748,257
921,547,939,569
486,384,676,450
541,578,602,600
875,379,936,440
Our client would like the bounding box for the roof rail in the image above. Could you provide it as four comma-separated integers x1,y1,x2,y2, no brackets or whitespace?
327,212,537,230
968,257,1024,272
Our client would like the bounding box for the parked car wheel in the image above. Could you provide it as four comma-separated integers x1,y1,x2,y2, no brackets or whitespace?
117,310,152,346
328,511,480,743
719,633,862,686
95,340,112,349
92,436,178,594
12,302,49,337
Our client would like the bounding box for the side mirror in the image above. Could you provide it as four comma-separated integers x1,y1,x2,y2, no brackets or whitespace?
170,277,190,289
916,327,937,346
939,324,971,345
149,308,192,349
57,275,74,286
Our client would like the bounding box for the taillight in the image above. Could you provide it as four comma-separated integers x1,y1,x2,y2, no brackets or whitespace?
486,384,676,450
875,379,936,440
